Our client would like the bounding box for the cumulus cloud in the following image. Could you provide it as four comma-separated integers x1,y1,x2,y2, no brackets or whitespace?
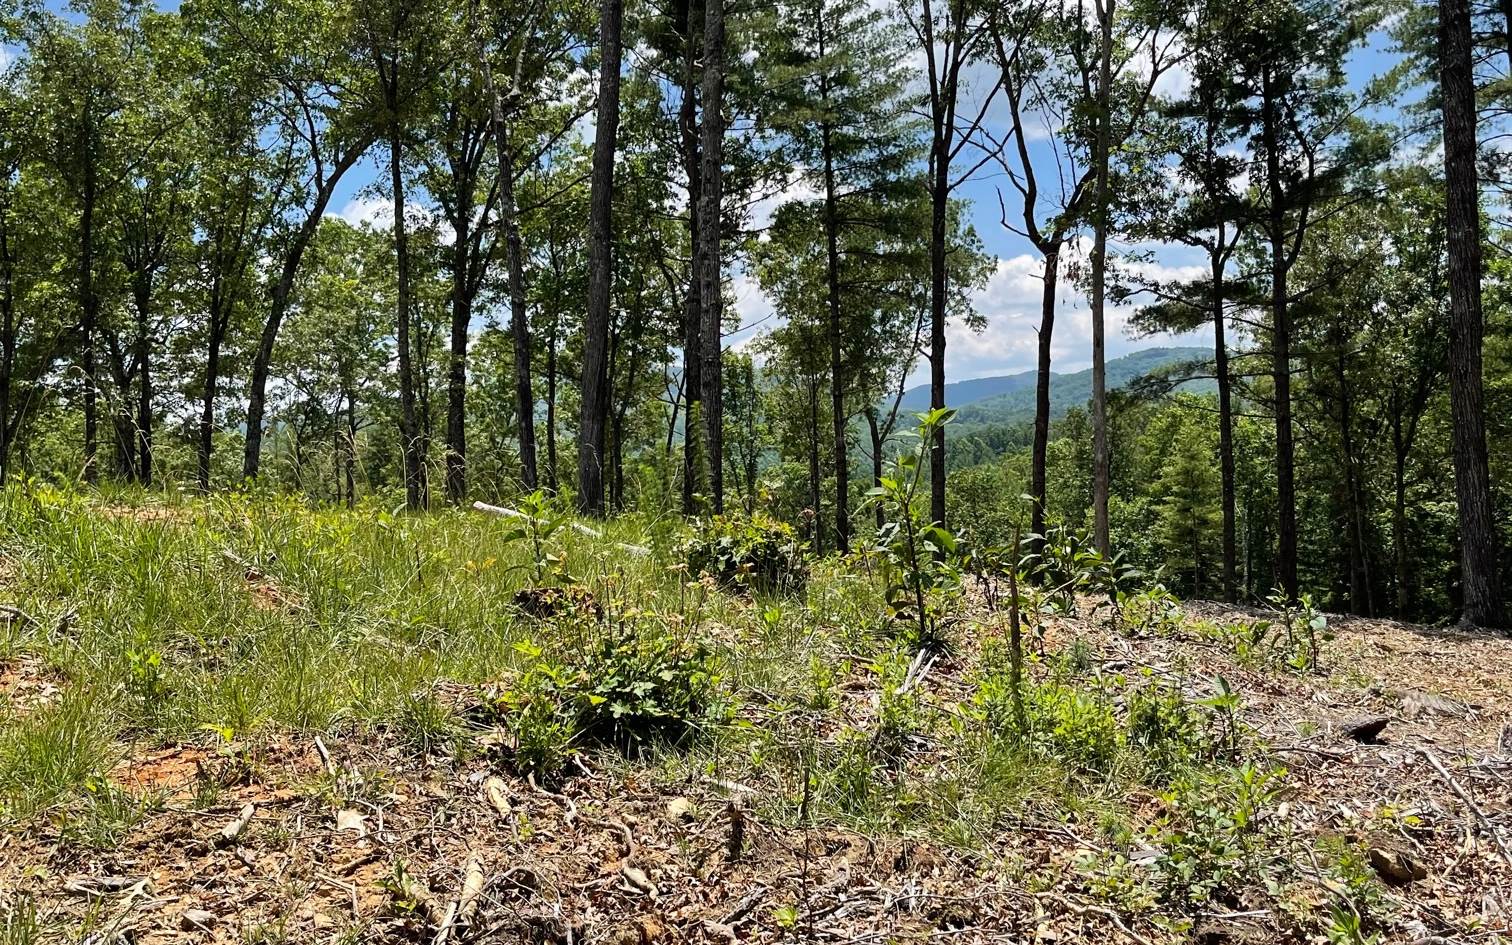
939,242,1210,382
332,195,454,244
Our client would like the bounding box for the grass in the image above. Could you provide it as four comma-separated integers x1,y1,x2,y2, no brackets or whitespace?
0,481,1381,937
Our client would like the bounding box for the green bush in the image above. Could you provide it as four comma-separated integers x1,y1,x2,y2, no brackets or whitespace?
491,615,722,775
682,511,807,593
1027,683,1122,773
1126,684,1208,779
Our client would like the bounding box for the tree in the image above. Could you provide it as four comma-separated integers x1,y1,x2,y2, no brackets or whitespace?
695,0,728,514
577,0,622,515
901,0,999,531
1128,0,1254,601
1439,0,1505,627
768,0,920,550
1228,0,1371,599
235,0,378,481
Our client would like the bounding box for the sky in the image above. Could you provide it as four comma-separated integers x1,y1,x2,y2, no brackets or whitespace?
13,2,1408,386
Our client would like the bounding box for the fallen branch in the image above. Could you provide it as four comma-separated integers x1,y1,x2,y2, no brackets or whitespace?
217,803,255,846
1419,747,1512,868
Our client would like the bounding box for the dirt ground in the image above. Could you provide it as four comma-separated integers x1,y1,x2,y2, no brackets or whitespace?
1,601,1509,945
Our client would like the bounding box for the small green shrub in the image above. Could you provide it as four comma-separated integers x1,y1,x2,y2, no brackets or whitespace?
491,615,722,775
1126,684,1208,779
682,511,807,593
1152,762,1288,904
1026,683,1122,773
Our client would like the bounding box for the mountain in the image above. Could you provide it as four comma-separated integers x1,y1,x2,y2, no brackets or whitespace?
894,346,1213,425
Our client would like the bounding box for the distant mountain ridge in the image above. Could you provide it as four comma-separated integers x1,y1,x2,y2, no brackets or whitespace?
895,346,1213,425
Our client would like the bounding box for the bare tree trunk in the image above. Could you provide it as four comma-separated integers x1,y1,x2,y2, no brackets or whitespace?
1089,0,1113,557
1212,247,1237,602
391,121,422,511
546,308,559,493
820,106,848,552
80,134,99,485
445,207,471,503
1030,243,1060,546
807,375,823,553
133,277,153,487
1440,0,1505,629
927,151,948,529
697,0,728,515
1262,65,1298,600
1392,412,1410,620
679,2,704,514
577,0,622,516
0,224,13,481
471,11,538,493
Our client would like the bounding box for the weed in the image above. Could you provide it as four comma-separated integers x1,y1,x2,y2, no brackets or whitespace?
0,693,114,821
682,510,807,594
867,408,963,653
1127,684,1209,780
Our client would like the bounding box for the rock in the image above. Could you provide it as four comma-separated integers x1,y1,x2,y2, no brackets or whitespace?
1368,846,1427,885
665,796,696,823
336,808,366,837
1339,716,1390,744
181,909,218,931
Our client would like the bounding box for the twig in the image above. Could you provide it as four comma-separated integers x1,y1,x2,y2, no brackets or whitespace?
1419,747,1512,868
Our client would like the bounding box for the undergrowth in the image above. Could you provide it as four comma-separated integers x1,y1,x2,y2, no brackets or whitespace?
0,480,1380,939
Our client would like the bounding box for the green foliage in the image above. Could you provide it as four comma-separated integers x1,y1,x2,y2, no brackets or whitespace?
868,409,963,652
1025,682,1123,773
491,615,722,775
1127,684,1209,779
682,510,808,594
1152,763,1289,904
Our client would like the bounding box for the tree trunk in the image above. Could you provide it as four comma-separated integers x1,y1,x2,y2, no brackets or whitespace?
1212,245,1238,602
243,139,371,480
391,121,422,511
679,1,704,514
445,214,471,504
1089,0,1114,557
134,276,153,487
80,136,99,485
346,390,358,508
199,297,225,492
820,107,848,552
807,375,823,553
868,408,885,530
0,213,16,481
928,146,949,529
1440,0,1505,628
1392,412,1410,620
1030,242,1061,546
697,0,728,515
577,0,622,516
546,307,559,493
1262,66,1299,600
472,16,538,494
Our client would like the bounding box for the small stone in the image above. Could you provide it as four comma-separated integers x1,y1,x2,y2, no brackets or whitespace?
665,796,696,823
336,808,366,836
181,909,218,931
1368,846,1427,885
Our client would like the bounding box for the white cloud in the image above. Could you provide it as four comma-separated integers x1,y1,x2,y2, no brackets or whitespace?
332,195,454,244
936,242,1209,382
